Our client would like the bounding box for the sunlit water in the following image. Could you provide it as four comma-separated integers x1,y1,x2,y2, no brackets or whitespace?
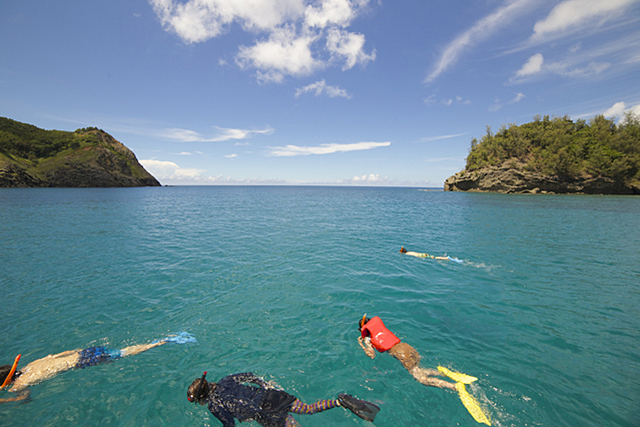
1,187,639,426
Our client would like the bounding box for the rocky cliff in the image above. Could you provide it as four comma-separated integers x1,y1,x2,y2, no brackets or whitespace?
444,164,640,195
0,118,160,188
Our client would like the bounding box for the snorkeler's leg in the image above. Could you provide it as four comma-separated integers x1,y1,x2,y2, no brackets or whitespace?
285,415,301,427
120,341,166,357
410,366,456,390
289,398,341,414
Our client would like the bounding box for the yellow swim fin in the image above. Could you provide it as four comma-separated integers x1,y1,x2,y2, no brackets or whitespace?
438,366,478,384
455,382,491,425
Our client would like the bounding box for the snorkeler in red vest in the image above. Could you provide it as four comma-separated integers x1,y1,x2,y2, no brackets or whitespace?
358,315,491,425
0,333,195,403
187,371,380,426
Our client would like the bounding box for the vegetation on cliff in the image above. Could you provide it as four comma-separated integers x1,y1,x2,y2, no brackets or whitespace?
464,113,640,187
0,117,160,187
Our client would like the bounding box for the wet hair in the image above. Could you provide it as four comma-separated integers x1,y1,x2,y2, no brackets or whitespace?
0,364,19,386
399,247,407,253
187,377,214,403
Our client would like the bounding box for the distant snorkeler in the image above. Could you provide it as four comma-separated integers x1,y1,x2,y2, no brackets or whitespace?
187,371,380,427
358,315,491,425
400,246,463,263
0,332,196,403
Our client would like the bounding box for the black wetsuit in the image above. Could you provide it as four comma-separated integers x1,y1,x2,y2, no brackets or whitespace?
206,373,297,427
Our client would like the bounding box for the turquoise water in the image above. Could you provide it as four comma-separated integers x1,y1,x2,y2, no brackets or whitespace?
1,187,639,426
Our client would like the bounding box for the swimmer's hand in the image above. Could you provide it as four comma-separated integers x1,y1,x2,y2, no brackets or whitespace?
0,390,30,404
358,337,376,359
154,332,197,345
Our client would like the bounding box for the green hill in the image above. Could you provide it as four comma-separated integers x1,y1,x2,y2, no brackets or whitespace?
445,113,640,194
0,117,160,187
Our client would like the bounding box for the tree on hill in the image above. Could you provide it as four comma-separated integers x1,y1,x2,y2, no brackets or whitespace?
465,113,640,185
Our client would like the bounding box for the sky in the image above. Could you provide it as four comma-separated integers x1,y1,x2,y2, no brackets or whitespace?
1,0,640,187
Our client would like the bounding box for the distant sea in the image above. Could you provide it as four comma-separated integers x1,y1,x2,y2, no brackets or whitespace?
1,187,639,426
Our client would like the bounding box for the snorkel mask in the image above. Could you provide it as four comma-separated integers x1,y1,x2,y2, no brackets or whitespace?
188,371,208,403
1,354,21,389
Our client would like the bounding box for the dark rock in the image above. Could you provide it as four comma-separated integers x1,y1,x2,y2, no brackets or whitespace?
444,165,638,195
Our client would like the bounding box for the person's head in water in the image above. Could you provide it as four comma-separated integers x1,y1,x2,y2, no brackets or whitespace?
187,372,215,405
0,365,20,388
359,315,370,330
399,247,407,253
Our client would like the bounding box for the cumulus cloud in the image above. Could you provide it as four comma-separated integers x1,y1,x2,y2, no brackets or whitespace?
425,0,536,83
603,101,640,120
162,126,274,142
531,0,637,41
236,26,322,83
344,173,388,184
150,0,305,43
268,141,390,156
326,28,376,70
305,0,363,28
140,159,205,181
295,79,351,97
151,0,375,82
515,53,544,77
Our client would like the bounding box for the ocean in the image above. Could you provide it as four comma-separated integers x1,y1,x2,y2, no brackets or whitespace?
1,186,639,426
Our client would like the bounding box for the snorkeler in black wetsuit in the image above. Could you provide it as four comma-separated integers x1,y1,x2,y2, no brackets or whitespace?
187,372,379,427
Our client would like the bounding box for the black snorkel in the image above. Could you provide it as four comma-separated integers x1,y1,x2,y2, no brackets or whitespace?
188,371,208,403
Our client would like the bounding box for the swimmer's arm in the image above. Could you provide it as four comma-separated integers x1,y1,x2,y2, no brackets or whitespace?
404,251,424,258
0,389,30,404
232,373,269,388
358,336,376,359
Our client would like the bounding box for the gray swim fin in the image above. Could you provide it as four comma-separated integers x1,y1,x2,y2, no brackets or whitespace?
338,393,380,422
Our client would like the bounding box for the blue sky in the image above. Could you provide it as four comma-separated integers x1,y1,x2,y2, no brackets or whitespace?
2,0,639,186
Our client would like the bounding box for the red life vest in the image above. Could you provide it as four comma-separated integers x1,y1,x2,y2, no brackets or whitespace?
361,316,401,352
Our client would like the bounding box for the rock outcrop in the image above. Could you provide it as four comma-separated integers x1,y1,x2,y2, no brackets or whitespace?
444,165,640,195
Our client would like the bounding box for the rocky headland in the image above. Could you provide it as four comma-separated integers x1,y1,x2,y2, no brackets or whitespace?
444,114,640,195
0,117,160,187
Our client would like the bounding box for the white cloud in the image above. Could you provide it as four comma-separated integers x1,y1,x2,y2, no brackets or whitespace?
419,133,468,143
510,50,611,83
225,153,238,158
295,79,351,98
547,60,611,78
162,126,274,142
348,173,386,183
515,53,544,77
140,159,205,181
424,94,471,106
150,0,306,43
425,0,536,83
326,28,376,70
151,0,375,82
489,92,526,112
268,141,390,156
603,101,640,120
531,0,638,41
305,0,365,28
236,26,322,82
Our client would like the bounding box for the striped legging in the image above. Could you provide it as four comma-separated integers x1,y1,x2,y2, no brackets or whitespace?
285,398,341,426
